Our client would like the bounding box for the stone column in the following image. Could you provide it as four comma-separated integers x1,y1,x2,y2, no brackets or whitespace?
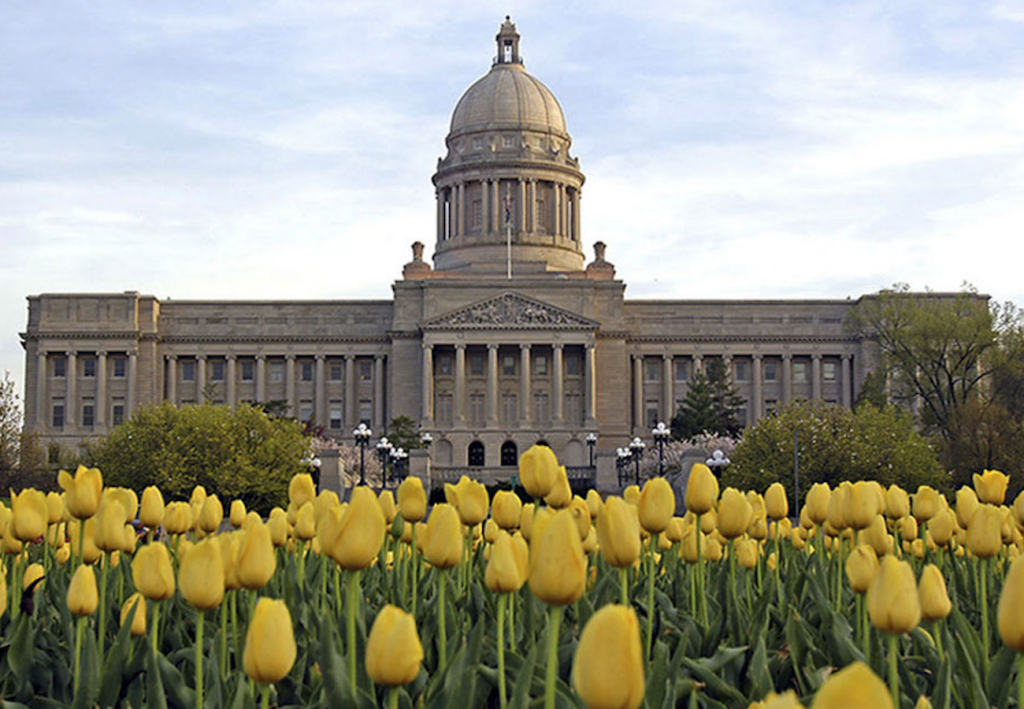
285,354,296,416
752,355,763,421
166,355,177,404
255,355,266,402
374,355,385,429
96,351,107,426
66,351,77,427
454,344,466,424
491,178,501,233
573,189,581,242
841,355,853,409
811,354,822,401
315,354,326,426
456,182,465,237
662,354,674,423
518,179,526,233
693,353,703,375
36,350,47,425
782,354,793,403
226,355,237,409
422,344,434,424
345,355,357,428
126,350,137,416
529,179,537,232
632,354,643,433
482,179,491,233
585,343,597,426
197,355,207,401
553,183,562,237
436,190,444,242
519,344,531,424
487,344,499,424
552,344,564,423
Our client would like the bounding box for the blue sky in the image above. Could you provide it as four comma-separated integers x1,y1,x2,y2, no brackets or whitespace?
3,1,1024,402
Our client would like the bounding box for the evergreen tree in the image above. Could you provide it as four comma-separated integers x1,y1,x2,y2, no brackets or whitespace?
671,371,720,439
706,358,745,437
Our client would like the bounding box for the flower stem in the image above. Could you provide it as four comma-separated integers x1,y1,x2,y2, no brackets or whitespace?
438,569,448,673
1018,652,1024,709
73,615,86,695
195,610,204,709
260,683,270,709
497,594,507,709
981,558,989,676
544,605,563,709
98,555,109,663
888,633,898,709
646,534,657,660
152,601,161,656
619,566,629,606
219,601,228,679
347,569,360,683
388,686,399,709
410,528,419,618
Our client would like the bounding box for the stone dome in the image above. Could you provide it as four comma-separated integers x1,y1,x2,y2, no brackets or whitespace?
449,64,568,138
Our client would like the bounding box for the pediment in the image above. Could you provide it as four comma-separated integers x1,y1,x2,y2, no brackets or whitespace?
422,292,599,330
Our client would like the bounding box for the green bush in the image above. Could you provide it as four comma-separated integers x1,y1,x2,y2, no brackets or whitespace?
86,402,309,514
724,401,948,502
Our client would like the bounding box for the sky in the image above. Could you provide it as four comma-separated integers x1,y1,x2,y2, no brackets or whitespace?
3,0,1024,403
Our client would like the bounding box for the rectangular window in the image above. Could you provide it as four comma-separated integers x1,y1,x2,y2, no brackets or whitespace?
534,355,548,377
565,354,581,376
270,361,285,383
112,357,126,378
645,400,660,429
734,360,750,382
83,357,96,378
470,394,485,424
437,355,452,376
182,360,196,381
299,400,313,424
765,399,778,414
503,135,516,147
330,363,343,381
793,361,809,383
533,393,549,423
643,359,661,382
501,394,517,424
358,399,372,425
674,359,690,382
52,399,65,429
565,393,582,423
112,402,125,426
329,400,343,429
53,356,66,378
502,355,516,376
737,406,748,427
823,361,837,381
241,360,254,381
763,360,778,382
301,361,314,382
82,399,95,427
211,361,225,382
473,200,483,227
359,361,372,382
437,395,453,424
470,354,485,377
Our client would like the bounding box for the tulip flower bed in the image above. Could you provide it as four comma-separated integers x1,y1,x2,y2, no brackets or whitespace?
0,451,1023,708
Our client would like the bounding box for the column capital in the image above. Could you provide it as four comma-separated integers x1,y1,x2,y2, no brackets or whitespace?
585,342,596,351
255,354,265,361
96,350,107,358
752,353,763,361
843,353,854,361
315,353,326,361
422,342,434,351
65,350,76,358
811,353,822,361
226,353,237,361
551,342,563,351
487,343,500,351
285,354,296,361
520,343,531,352
197,354,207,361
374,354,384,361
662,352,673,361
454,343,466,351
345,354,356,361
166,354,178,361
782,353,792,361
127,350,138,358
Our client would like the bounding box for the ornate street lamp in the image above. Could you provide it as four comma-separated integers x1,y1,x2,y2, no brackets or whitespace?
300,453,322,491
390,447,408,486
629,436,646,486
585,432,598,468
352,423,372,486
376,436,393,486
616,447,632,488
420,431,433,451
706,449,731,479
651,422,671,477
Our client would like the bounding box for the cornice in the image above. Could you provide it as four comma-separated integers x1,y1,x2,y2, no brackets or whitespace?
627,334,862,344
160,335,392,345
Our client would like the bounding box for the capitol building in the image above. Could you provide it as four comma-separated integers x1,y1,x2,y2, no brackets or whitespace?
21,19,877,489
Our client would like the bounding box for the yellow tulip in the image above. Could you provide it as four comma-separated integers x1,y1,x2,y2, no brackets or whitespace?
684,465,718,518
900,516,918,542
717,488,752,540
519,503,536,541
198,495,223,534
424,504,463,569
237,521,276,590
377,490,397,524
930,509,955,547
973,469,1009,505
846,544,879,594
967,504,1003,558
491,490,523,530
810,661,893,709
23,562,45,591
120,592,147,636
573,604,644,709
451,476,490,525
219,532,241,591
665,517,684,543
586,489,603,520
765,483,788,521
912,486,940,523
583,526,598,554
485,530,526,593
862,515,892,557
736,538,758,569
757,691,806,709
45,491,63,525
179,538,225,609
885,485,910,520
998,554,1024,651
140,486,164,528
294,501,316,541
57,465,103,520
326,487,385,570
229,500,246,528
827,482,851,531
288,473,316,510
268,514,289,547
243,598,297,684
56,545,71,565
365,605,423,686
568,496,591,541
956,486,980,529
766,551,777,572
0,572,6,617
68,517,101,564
806,483,831,525
397,477,427,522
529,509,586,606
638,477,675,534
545,466,572,509
67,564,99,617
95,499,127,553
106,487,138,523
622,485,640,506
519,444,559,499
918,564,951,621
868,556,921,634
11,488,48,542
597,497,641,569
849,481,881,530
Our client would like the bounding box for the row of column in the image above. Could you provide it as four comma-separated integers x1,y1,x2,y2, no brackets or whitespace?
422,343,596,427
165,354,385,431
438,179,580,240
36,350,137,428
633,353,854,428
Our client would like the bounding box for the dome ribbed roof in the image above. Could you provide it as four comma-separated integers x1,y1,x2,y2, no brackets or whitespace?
449,64,567,137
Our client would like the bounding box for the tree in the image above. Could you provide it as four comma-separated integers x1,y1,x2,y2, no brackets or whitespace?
0,372,22,479
87,402,310,514
671,360,745,439
385,416,423,452
706,358,745,437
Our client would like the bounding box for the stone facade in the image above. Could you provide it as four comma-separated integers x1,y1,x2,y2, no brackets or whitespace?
21,18,878,488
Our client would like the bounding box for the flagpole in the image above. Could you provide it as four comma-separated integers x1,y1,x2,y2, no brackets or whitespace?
505,184,512,280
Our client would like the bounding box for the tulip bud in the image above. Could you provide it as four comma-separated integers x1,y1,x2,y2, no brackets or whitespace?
685,463,719,516
198,495,223,534
139,487,164,528
597,497,641,569
294,501,316,541
849,481,881,530
568,496,591,541
229,500,246,528
11,488,48,543
974,469,1010,505
395,476,426,523
365,605,424,686
179,538,225,609
288,473,316,510
736,538,758,569
998,554,1024,651
765,483,789,521
665,517,684,543
967,504,1003,558
57,465,103,520
827,482,852,531
23,563,44,592
237,522,277,590
885,485,910,520
918,564,951,621
519,503,536,541
930,509,955,547
862,515,892,557
529,509,587,606
377,490,397,524
913,486,940,523
268,514,288,547
519,444,559,499
810,661,893,709
806,483,831,525
868,555,921,634
622,484,641,507
900,516,918,542
573,605,645,709
68,517,101,564
95,499,127,553
717,488,752,540
243,598,297,684
749,515,768,541
586,489,603,520
956,487,980,529
485,530,526,593
67,564,99,617
326,487,385,570
424,504,463,569
638,477,675,534
491,490,523,530
45,491,63,525
120,592,147,636
451,476,490,525
845,544,879,594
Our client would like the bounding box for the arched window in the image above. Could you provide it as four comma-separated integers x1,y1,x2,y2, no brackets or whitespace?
468,441,485,467
500,440,518,467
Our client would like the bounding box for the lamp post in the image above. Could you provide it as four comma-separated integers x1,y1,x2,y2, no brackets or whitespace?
390,447,408,486
353,423,372,486
376,436,393,487
616,447,632,488
705,449,731,479
651,422,670,477
585,432,598,468
629,436,646,486
420,431,433,451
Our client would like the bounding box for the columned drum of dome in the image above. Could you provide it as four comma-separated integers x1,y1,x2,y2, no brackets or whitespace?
432,17,586,275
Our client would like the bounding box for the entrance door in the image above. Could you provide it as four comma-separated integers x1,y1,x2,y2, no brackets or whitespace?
468,441,485,466
500,441,518,466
